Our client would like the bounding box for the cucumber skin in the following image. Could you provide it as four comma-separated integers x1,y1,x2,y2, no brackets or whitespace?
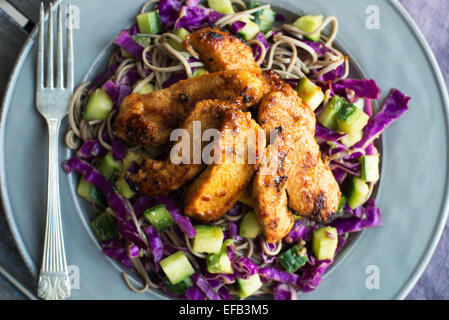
90,212,118,242
208,0,235,14
361,155,380,182
278,245,308,272
143,204,174,232
239,211,262,239
317,95,346,129
192,225,224,254
347,177,369,209
294,15,323,42
137,10,162,34
83,89,113,121
237,20,260,41
163,277,193,296
238,274,263,299
160,251,195,285
312,227,338,260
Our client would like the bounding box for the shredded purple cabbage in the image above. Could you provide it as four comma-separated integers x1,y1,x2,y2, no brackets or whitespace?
273,283,298,300
333,79,381,100
143,225,164,271
191,273,222,300
101,239,134,269
330,199,382,234
315,124,347,142
174,5,224,31
185,285,206,300
76,140,107,160
259,267,300,285
298,257,332,292
158,0,184,28
352,88,410,150
114,30,145,59
112,138,127,161
232,257,259,279
154,195,196,238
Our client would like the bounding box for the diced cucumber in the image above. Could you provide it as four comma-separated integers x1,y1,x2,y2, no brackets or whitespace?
317,95,346,130
160,251,195,285
353,98,365,110
337,195,347,212
132,35,152,47
207,251,233,274
115,178,135,199
98,152,122,181
77,177,106,206
293,15,323,42
115,151,144,199
83,88,113,121
208,0,235,14
249,1,276,34
278,245,308,273
134,82,156,95
312,227,338,260
237,19,260,41
192,225,224,254
237,274,262,299
192,68,209,78
144,204,174,232
90,212,118,242
340,130,363,147
207,239,234,274
346,177,369,209
361,154,380,182
239,211,262,239
238,192,254,208
336,104,370,136
137,10,162,34
296,77,325,111
167,28,190,51
163,277,193,296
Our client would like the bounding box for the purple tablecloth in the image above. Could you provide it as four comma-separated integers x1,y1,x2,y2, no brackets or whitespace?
400,0,449,300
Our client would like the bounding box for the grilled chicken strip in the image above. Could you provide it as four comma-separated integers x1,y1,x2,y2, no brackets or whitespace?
127,100,236,195
187,27,262,75
184,110,265,222
113,70,266,147
252,129,295,243
257,85,341,227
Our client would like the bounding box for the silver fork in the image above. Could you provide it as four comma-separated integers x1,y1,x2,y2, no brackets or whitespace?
36,2,74,300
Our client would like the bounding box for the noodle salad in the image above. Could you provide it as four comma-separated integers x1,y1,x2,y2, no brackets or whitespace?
62,0,410,300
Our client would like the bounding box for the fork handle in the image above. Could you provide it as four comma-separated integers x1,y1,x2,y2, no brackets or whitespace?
37,119,70,300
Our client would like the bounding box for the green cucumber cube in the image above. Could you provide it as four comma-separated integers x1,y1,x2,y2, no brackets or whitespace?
132,35,152,47
237,274,262,299
361,154,380,182
207,239,234,274
115,178,135,199
293,15,323,42
137,10,162,34
167,28,190,51
337,195,347,213
208,0,235,14
134,82,156,95
192,225,224,254
77,177,106,206
278,245,308,272
98,152,122,181
317,95,346,130
163,277,193,295
90,212,118,242
120,48,133,58
249,2,276,34
160,251,195,285
347,177,369,209
237,19,260,41
239,211,262,239
192,68,209,78
340,130,363,147
83,88,113,121
296,77,325,111
144,204,174,232
312,227,338,260
336,104,370,136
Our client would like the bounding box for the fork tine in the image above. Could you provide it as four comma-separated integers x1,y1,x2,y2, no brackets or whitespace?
66,4,74,91
56,5,64,88
37,2,45,90
46,3,54,88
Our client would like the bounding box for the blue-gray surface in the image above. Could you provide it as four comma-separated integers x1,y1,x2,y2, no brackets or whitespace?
0,0,448,300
